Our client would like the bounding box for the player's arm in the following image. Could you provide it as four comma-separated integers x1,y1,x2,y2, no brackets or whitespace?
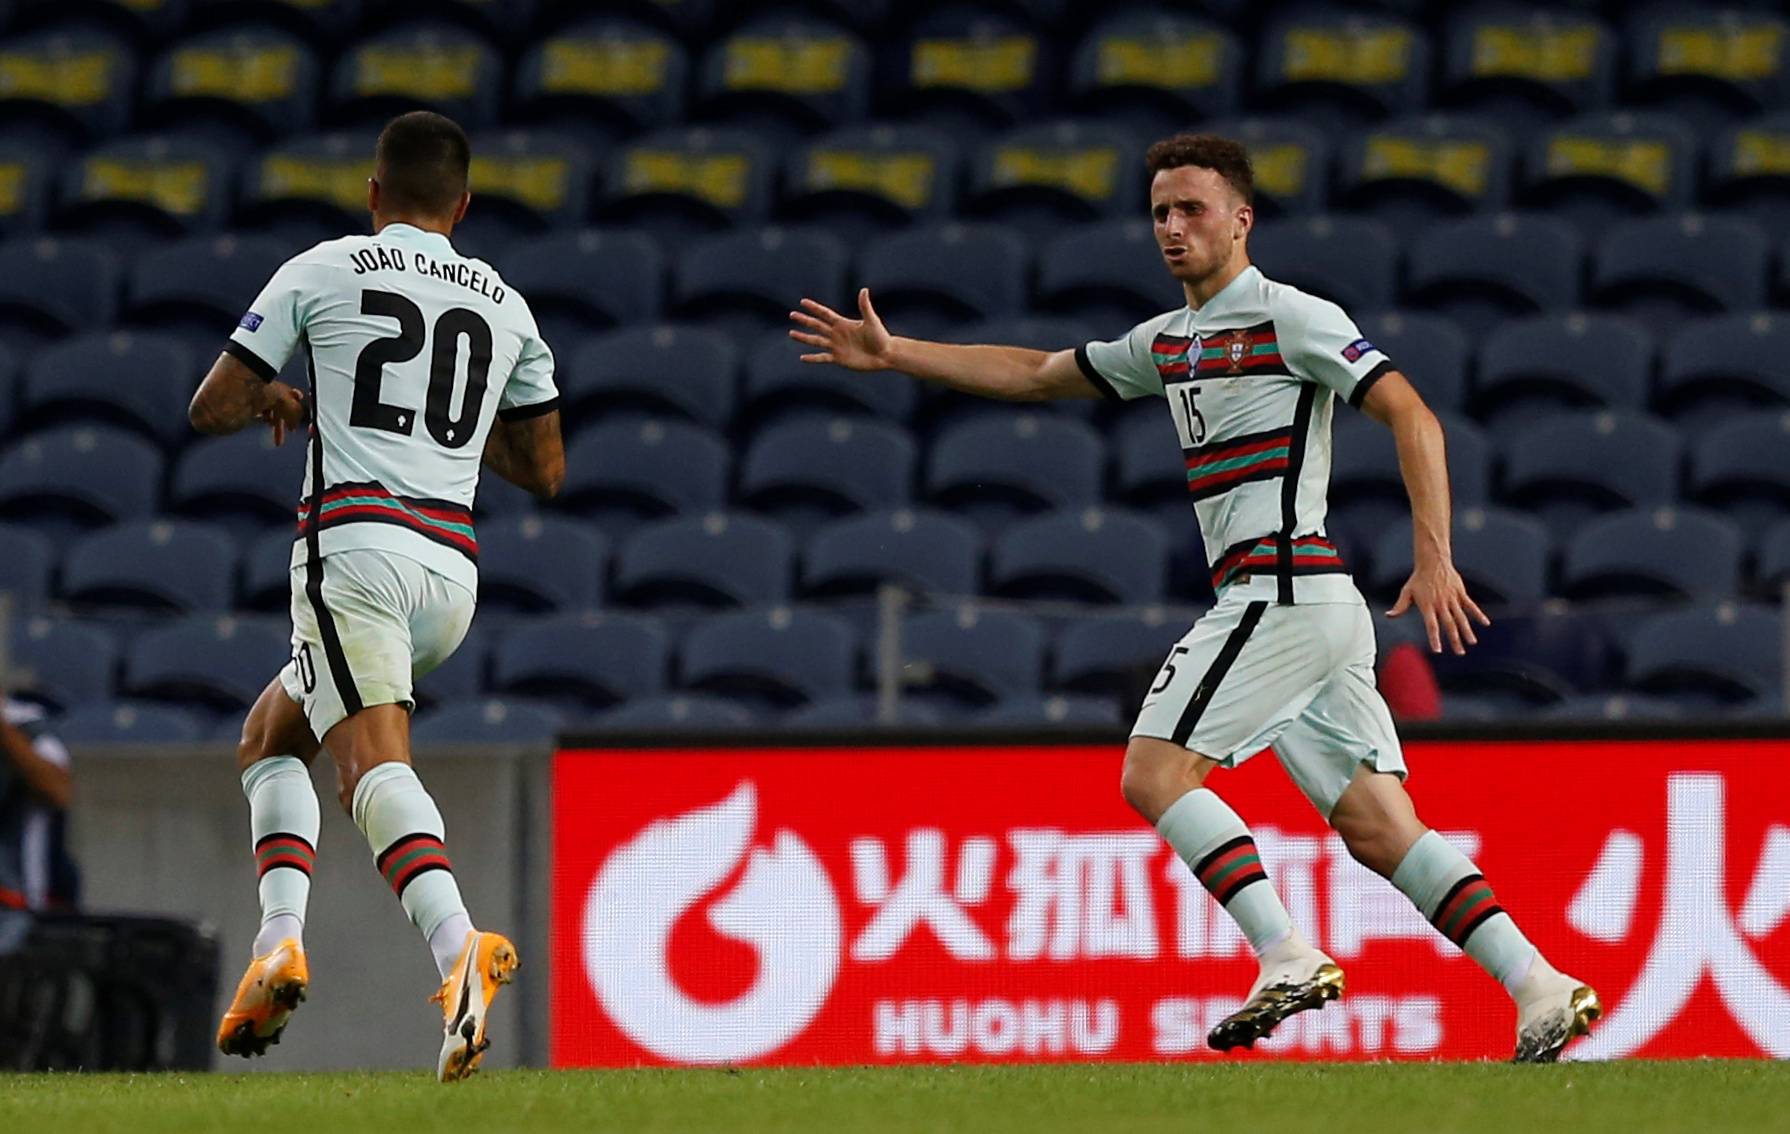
482,408,564,498
1359,371,1490,655
189,352,308,439
789,288,1102,401
0,699,70,810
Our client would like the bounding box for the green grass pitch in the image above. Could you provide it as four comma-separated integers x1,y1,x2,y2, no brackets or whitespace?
5,1062,1785,1133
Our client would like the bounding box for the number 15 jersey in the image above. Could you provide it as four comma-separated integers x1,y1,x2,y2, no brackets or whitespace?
225,222,559,594
1076,265,1392,605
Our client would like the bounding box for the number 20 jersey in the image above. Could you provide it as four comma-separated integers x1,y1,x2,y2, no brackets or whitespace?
1076,265,1392,604
226,223,559,594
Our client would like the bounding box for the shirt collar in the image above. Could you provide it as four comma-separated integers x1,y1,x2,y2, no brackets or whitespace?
377,222,455,254
1191,264,1261,318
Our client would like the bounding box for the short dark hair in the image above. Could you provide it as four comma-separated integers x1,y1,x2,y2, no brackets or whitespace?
375,111,471,216
1144,133,1254,205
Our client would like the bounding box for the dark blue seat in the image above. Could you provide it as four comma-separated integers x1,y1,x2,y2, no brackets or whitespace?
1334,115,1514,229
0,425,161,541
1370,506,1551,609
143,29,320,147
56,701,209,744
1520,112,1697,237
990,508,1168,604
1255,11,1430,129
801,508,981,598
614,511,792,609
62,520,237,613
172,430,307,534
124,615,289,712
1330,411,1490,548
1706,113,1790,239
1197,117,1330,217
888,7,1049,135
1687,411,1790,534
1250,216,1397,311
1757,517,1790,592
57,135,234,243
412,623,489,710
978,694,1122,726
125,234,293,355
679,606,856,708
740,327,916,426
490,612,668,709
590,694,756,731
672,226,848,345
565,325,737,428
0,145,55,238
9,617,116,710
0,31,136,152
1069,12,1243,136
1430,607,1615,706
557,417,729,535
926,412,1105,532
0,237,120,352
454,130,597,250
1500,411,1681,541
329,24,503,131
1404,213,1583,337
19,331,193,445
1658,313,1790,424
1052,606,1193,696
779,124,960,242
738,416,915,533
1590,214,1769,330
1541,694,1684,722
1035,220,1187,330
902,605,1045,709
1111,408,1190,527
783,695,944,728
412,698,565,746
511,18,688,147
963,120,1144,238
1623,10,1789,134
1626,603,1782,704
187,0,364,47
694,17,870,137
500,229,663,349
241,528,297,611
1355,311,1468,413
859,224,1028,342
1561,506,1743,605
476,516,607,614
238,130,379,242
0,521,52,610
599,127,775,249
1438,7,1615,129
1472,314,1652,431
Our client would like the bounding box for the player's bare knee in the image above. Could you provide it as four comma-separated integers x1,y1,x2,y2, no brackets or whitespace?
1331,814,1402,878
1121,737,1206,823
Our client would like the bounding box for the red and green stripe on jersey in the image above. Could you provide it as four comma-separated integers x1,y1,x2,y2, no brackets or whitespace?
255,833,315,880
1185,426,1294,502
1209,533,1347,592
1193,835,1270,907
1196,324,1284,375
1150,334,1195,381
376,833,453,898
296,481,477,563
1430,873,1506,949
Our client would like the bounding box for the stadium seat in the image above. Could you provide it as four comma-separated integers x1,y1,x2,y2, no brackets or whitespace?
0,144,54,237
613,511,792,609
241,528,298,611
1355,311,1468,413
783,695,945,728
962,120,1144,238
1541,694,1684,722
1687,411,1790,534
1626,602,1783,704
454,130,597,250
1590,214,1769,330
801,508,982,599
511,18,689,146
1052,606,1193,697
1657,313,1790,423
1330,411,1491,549
859,224,1028,341
1069,11,1243,136
1429,607,1615,706
499,229,662,349
1249,216,1398,311
1705,113,1790,239
1369,507,1552,609
672,226,848,345
1255,10,1430,128
740,327,916,426
239,130,378,241
599,127,776,249
1501,412,1681,541
61,520,237,613
901,605,1045,710
0,31,136,152
679,606,857,708
143,29,320,147
476,515,607,614
18,331,194,445
1333,115,1514,229
124,615,289,712
1471,314,1652,431
1757,517,1790,593
694,18,871,137
925,412,1105,531
0,236,120,352
779,124,961,242
1111,407,1189,528
55,701,208,744
1521,112,1698,237
124,235,293,355
185,0,364,45
490,612,668,709
557,417,729,536
737,416,915,534
0,425,161,541
56,135,234,243
171,428,308,534
1035,220,1187,330
1404,213,1583,337
564,325,737,428
889,7,1050,135
1623,10,1790,134
412,699,565,746
412,622,489,710
989,508,1168,604
8,617,117,710
0,521,52,611
590,694,756,731
977,694,1123,726
1561,506,1743,605
1198,117,1330,218
1438,7,1616,129
329,25,503,131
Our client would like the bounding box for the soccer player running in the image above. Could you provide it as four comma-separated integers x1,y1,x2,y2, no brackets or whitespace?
791,134,1599,1062
188,111,564,1080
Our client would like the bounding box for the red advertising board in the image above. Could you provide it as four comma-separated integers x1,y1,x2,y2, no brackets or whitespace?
551,739,1790,1066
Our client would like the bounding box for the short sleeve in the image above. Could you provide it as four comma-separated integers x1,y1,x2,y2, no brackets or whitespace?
225,257,315,380
497,320,559,421
1279,292,1394,408
1075,313,1176,401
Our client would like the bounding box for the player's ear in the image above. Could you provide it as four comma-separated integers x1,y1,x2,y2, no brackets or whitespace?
1235,201,1254,240
367,176,381,216
452,191,471,225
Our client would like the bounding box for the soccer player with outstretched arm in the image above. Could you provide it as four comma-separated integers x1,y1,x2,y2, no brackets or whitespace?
790,134,1599,1062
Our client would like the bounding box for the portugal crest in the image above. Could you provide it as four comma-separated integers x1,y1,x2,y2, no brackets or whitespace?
1226,328,1250,373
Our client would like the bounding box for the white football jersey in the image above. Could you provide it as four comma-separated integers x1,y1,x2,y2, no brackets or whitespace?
227,223,558,592
1078,265,1391,604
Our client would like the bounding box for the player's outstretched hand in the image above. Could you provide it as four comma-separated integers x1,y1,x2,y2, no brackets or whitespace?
1388,559,1491,655
261,381,308,446
789,288,893,371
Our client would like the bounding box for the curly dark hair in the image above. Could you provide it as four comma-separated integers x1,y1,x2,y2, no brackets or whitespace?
1144,133,1254,204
